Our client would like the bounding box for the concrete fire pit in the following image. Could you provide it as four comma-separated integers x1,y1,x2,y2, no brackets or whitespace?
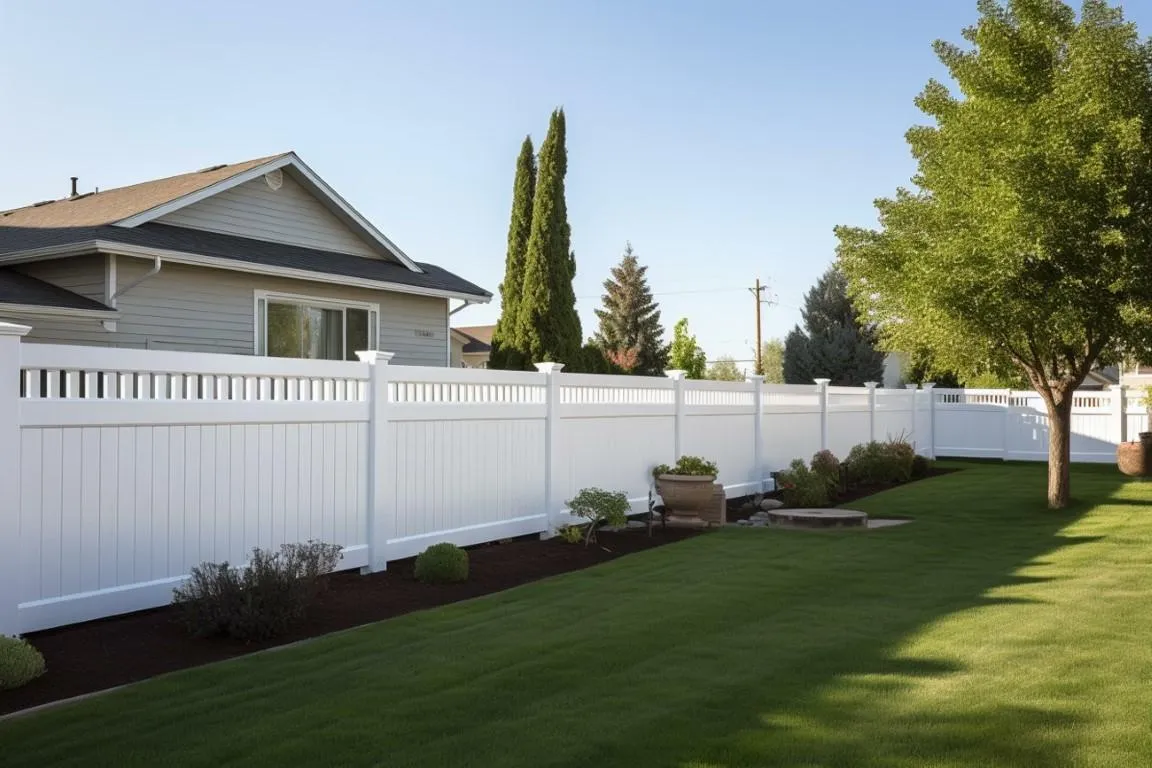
766,508,868,529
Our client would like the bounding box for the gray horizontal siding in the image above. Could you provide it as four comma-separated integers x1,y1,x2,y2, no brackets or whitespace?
156,172,383,258
9,256,111,345
7,256,449,366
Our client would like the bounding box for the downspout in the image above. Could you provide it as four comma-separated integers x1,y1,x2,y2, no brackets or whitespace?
447,300,476,367
103,254,162,332
448,300,475,316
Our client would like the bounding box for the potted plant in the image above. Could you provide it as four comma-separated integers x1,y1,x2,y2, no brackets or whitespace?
1119,387,1152,476
652,456,719,527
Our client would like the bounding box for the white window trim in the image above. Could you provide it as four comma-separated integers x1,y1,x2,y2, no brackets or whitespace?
253,289,379,360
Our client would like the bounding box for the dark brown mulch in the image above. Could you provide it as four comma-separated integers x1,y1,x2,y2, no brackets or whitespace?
725,466,961,522
0,526,702,717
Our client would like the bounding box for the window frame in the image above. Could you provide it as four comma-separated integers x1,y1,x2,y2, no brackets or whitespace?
253,289,379,361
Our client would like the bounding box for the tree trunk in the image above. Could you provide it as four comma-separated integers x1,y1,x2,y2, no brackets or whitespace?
1044,392,1074,509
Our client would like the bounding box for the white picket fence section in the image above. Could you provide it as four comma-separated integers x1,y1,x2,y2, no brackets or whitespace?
0,321,1139,635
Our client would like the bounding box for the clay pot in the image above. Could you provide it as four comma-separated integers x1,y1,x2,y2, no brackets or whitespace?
657,474,716,527
1117,441,1150,477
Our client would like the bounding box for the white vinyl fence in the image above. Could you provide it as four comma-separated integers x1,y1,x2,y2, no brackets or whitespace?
0,322,1134,635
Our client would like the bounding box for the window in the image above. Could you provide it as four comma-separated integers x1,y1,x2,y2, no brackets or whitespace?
255,292,378,361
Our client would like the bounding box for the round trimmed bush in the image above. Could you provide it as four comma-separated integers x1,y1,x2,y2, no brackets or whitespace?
414,543,469,584
0,635,46,690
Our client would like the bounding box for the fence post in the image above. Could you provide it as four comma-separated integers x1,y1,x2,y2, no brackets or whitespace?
0,322,31,636
814,378,830,451
356,350,395,574
1003,389,1013,460
665,370,687,460
1114,384,1128,445
746,374,765,493
864,381,878,442
905,383,918,453
535,362,565,537
922,382,936,459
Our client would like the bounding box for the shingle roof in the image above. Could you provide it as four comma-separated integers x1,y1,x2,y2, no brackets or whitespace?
0,269,113,312
453,324,494,352
0,155,287,228
0,223,491,299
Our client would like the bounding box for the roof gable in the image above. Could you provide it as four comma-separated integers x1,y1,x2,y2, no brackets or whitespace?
155,171,383,259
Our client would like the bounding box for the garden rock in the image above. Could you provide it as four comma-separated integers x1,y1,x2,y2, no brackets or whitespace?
760,499,784,511
736,519,753,527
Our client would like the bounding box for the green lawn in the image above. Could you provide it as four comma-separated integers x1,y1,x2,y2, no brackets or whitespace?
3,462,1151,767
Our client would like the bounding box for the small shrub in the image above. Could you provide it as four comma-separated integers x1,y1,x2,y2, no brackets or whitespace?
911,454,931,479
0,636,45,690
654,455,718,477
414,543,469,584
810,449,842,498
844,441,888,487
173,541,343,641
567,487,630,545
776,458,831,508
557,524,585,544
882,436,916,483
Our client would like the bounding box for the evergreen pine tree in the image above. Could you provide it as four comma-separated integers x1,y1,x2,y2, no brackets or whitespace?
488,136,536,369
783,266,884,385
593,242,668,375
516,108,581,365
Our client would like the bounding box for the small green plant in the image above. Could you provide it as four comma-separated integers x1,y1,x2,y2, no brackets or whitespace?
843,441,888,487
809,449,842,498
654,455,718,477
557,524,585,544
567,487,630,545
172,541,343,641
0,635,46,690
776,458,831,508
911,454,931,480
882,435,916,483
414,543,470,584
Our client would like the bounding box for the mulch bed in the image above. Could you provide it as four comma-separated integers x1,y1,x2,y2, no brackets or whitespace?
1,526,702,717
725,466,960,523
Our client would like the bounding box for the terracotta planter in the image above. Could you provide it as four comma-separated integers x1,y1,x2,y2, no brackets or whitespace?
1118,441,1151,477
658,474,716,527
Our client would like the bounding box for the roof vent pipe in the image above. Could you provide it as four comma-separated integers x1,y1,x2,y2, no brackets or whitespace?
70,177,78,198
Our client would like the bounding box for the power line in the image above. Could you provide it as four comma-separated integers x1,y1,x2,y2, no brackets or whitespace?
575,286,745,299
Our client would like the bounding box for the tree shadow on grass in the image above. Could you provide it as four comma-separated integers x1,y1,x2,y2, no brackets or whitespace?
655,471,1130,768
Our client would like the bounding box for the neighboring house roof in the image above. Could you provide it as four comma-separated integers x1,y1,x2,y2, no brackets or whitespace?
0,269,116,317
0,153,492,303
453,324,494,353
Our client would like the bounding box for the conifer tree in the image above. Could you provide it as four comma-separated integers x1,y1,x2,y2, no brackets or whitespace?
516,108,582,364
488,136,536,369
593,242,668,375
782,266,884,385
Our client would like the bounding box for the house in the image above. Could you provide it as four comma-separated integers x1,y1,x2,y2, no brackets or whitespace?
450,324,494,368
0,153,490,365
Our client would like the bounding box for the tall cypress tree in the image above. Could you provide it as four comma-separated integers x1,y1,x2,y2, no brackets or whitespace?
488,136,536,369
593,242,667,375
516,108,581,364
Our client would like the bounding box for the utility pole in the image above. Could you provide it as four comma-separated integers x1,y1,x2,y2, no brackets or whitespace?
748,279,777,376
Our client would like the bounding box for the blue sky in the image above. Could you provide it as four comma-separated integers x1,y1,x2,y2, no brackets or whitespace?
4,1,1151,367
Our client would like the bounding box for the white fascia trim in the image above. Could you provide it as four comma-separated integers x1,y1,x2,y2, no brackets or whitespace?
111,153,425,274
0,242,491,302
0,303,120,320
102,242,489,303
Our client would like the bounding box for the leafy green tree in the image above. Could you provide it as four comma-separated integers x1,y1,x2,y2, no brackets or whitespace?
760,338,785,384
707,356,744,381
516,108,581,365
782,266,885,385
835,0,1152,508
668,318,707,379
489,136,536,369
593,242,668,375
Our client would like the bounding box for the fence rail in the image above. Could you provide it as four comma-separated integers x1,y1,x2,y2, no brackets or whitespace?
0,324,1137,635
